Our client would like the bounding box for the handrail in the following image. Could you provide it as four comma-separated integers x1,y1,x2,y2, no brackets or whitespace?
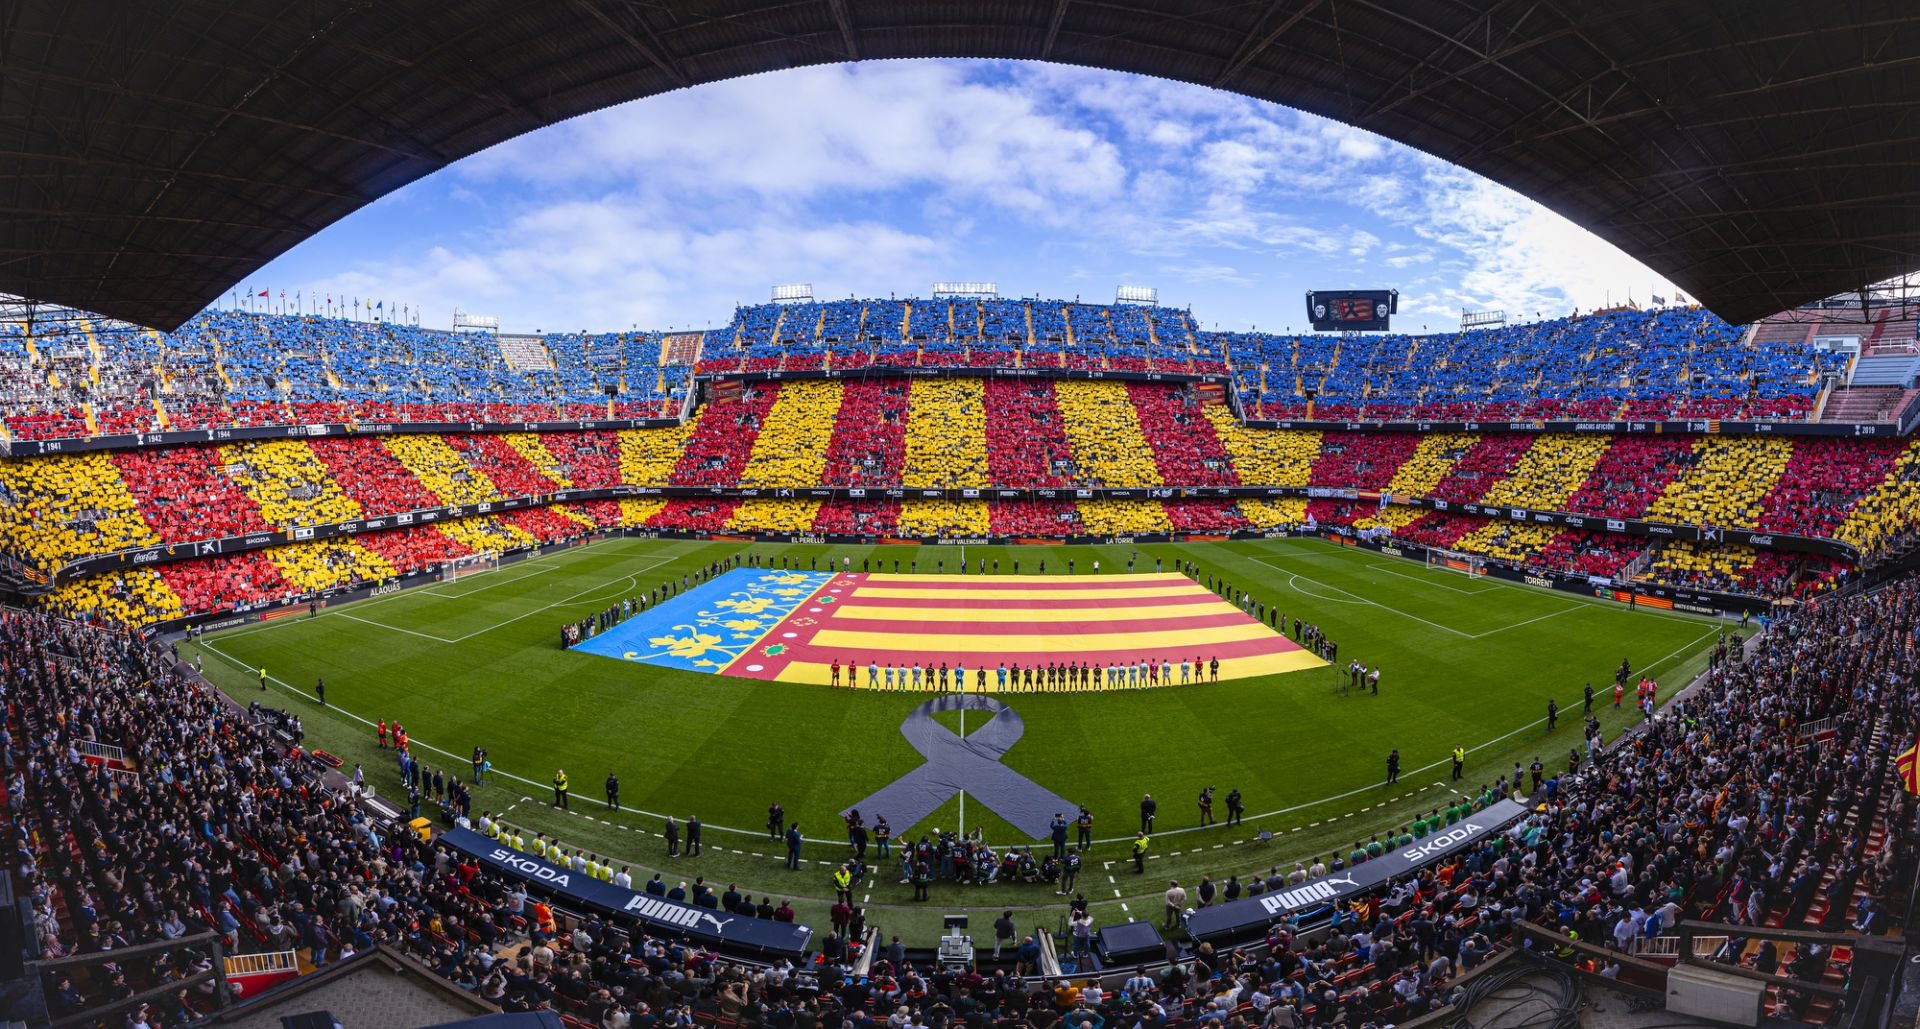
223,949,299,977
850,928,880,978
1035,923,1063,980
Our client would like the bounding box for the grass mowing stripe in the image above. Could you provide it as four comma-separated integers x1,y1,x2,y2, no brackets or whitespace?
1463,604,1583,638
1222,539,1721,629
1256,559,1477,636
1346,559,1502,595
357,560,559,608
183,535,1724,935
330,610,461,644
194,537,1721,846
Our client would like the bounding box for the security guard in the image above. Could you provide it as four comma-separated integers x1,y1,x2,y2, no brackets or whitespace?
1132,831,1151,873
552,768,569,809
833,864,854,904
1451,746,1466,781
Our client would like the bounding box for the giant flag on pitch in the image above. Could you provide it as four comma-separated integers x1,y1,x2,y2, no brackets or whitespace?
575,569,1322,686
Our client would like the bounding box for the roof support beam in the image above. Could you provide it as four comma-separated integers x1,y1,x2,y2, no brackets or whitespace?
1213,0,1324,89
568,0,691,89
1041,0,1071,59
825,0,859,59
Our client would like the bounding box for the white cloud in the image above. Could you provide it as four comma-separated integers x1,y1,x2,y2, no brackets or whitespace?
464,62,1124,221
252,59,1683,334
1408,165,1676,318
313,197,943,331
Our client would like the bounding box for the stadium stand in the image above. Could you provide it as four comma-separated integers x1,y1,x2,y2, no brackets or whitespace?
1,301,1915,620
990,498,1083,536
0,452,158,571
1055,380,1165,488
1473,435,1612,511
902,378,989,489
17,554,1911,1025
728,497,825,534
1128,382,1239,487
738,380,843,488
1560,435,1700,519
983,379,1075,488
1642,437,1795,529
0,303,1873,445
896,499,990,538
821,379,909,487
1,390,1914,612
0,311,694,441
668,384,780,487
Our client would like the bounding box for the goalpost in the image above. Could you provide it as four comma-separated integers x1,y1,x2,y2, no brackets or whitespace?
1425,548,1488,576
446,552,500,582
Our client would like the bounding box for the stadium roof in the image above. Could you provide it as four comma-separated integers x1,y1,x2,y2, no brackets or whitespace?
6,2,1919,331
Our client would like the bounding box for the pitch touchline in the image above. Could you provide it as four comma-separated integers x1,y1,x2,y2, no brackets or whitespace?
1352,558,1500,596
196,618,1718,850
204,542,681,647
1283,573,1370,607
1228,541,1728,629
1470,605,1581,638
332,611,460,644
1262,559,1474,637
1079,621,1722,845
352,560,557,611
1212,538,1720,628
1267,541,1498,596
1280,561,1586,639
444,570,654,643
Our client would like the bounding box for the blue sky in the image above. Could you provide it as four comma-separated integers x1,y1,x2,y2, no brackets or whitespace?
247,60,1680,335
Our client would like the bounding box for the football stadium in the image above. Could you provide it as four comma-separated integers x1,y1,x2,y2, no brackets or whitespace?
5,5,1920,1028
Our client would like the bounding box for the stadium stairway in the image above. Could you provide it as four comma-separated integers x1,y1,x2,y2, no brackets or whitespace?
1821,386,1914,423
1849,353,1920,387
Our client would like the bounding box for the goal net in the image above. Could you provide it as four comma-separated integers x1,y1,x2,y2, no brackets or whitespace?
1425,548,1488,576
447,552,500,582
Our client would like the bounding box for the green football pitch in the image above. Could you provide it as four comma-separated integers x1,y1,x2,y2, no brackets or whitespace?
184,535,1723,941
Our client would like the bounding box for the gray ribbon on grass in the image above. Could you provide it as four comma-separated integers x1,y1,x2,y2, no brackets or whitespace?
843,695,1074,840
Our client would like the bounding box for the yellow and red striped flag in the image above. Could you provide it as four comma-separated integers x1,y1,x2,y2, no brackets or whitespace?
1897,735,1920,795
724,572,1325,687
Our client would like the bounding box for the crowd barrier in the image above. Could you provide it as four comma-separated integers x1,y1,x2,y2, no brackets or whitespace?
436,827,815,961
0,414,682,458
4,379,1905,461
1183,799,1531,946
1246,416,1902,439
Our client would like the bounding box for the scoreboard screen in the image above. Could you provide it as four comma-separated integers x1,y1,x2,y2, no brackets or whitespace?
1307,289,1397,332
